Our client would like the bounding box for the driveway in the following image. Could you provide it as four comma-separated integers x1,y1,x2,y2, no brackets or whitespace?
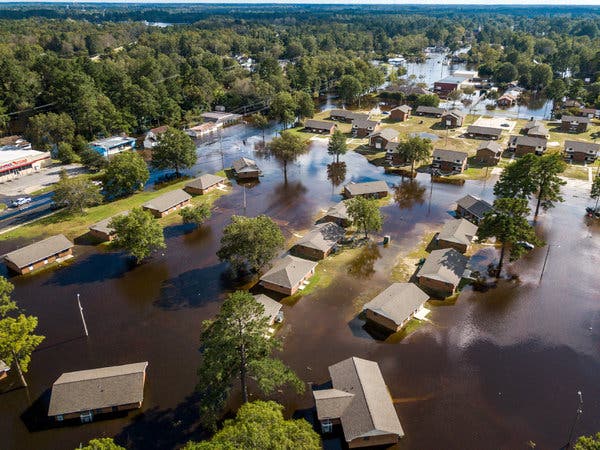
0,163,88,196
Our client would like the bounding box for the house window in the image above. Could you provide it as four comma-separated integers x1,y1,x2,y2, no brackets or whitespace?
56,415,64,422
80,411,94,423
321,419,333,433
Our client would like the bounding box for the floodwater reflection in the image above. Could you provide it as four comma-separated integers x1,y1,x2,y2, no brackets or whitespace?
394,179,426,210
346,242,381,279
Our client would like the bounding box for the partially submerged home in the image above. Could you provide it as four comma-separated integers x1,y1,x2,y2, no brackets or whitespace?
313,357,404,448
560,115,590,133
317,201,351,227
434,75,469,98
259,255,318,296
436,218,478,253
185,122,218,139
232,157,261,179
431,149,468,174
352,117,379,138
201,111,242,127
389,105,412,122
304,119,336,134
48,362,148,423
343,180,389,199
4,234,74,275
368,128,399,150
441,109,466,128
475,141,503,165
142,189,191,218
455,194,493,225
253,294,284,326
362,282,429,333
415,106,446,118
89,212,128,242
497,93,517,107
564,140,600,163
143,125,168,149
184,174,226,195
508,135,547,156
0,360,9,381
292,222,345,260
466,125,503,140
417,248,469,296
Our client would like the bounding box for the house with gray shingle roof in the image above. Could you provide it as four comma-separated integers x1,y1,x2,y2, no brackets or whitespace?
343,180,388,199
369,128,399,150
317,201,350,227
466,125,502,140
253,294,283,326
564,140,600,163
476,141,503,165
417,248,469,296
415,106,446,117
455,194,493,225
527,124,549,139
389,104,412,122
232,157,261,179
561,115,590,133
4,234,74,275
184,174,226,195
508,135,548,156
142,189,191,218
259,255,318,296
89,211,129,242
313,356,404,447
431,148,468,173
292,222,345,260
352,117,379,138
329,109,368,123
436,218,478,253
48,362,148,423
363,283,429,333
441,109,466,128
304,119,336,134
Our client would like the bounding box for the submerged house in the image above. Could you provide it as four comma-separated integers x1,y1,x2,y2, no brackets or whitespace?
184,174,226,195
436,218,478,253
417,248,469,296
232,157,261,179
143,126,168,149
343,181,388,199
4,234,74,275
455,194,493,225
253,294,284,326
317,202,351,227
48,362,148,423
291,222,345,260
259,255,318,296
362,282,429,333
313,357,404,448
142,189,191,218
90,136,136,159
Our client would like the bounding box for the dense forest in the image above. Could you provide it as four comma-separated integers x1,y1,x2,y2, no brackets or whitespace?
2,4,600,151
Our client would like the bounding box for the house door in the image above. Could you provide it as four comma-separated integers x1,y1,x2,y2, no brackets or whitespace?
80,411,94,423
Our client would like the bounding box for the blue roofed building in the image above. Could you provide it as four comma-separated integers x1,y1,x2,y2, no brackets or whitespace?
90,136,136,159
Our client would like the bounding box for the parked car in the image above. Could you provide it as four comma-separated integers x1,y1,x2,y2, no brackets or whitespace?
11,197,32,208
586,206,600,219
516,241,535,250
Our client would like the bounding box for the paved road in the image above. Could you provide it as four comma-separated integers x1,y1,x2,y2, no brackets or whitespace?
0,192,55,232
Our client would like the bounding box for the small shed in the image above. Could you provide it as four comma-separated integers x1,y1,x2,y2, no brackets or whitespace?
417,248,469,296
4,234,74,275
362,282,429,333
184,174,226,195
389,105,412,122
232,157,261,179
317,201,351,227
292,222,345,260
475,141,503,165
260,255,318,296
253,294,283,326
436,219,478,253
343,180,388,199
142,189,191,218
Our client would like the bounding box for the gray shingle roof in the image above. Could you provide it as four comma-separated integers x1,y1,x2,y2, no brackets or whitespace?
391,105,412,113
142,189,191,213
509,135,547,147
432,148,468,163
314,357,404,442
330,109,368,121
527,125,549,137
477,140,503,154
304,119,334,131
185,174,226,191
416,106,446,115
370,128,399,141
344,180,388,197
260,255,317,290
438,219,478,246
232,157,260,174
294,222,345,253
89,211,129,236
321,201,349,221
523,120,543,131
564,140,600,155
352,118,378,129
562,115,591,124
48,362,148,416
467,125,503,137
4,234,73,269
456,194,493,220
363,282,429,326
418,248,468,286
253,294,282,324
443,109,466,119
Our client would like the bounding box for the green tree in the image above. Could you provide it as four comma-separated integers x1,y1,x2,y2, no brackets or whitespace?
80,147,109,172
249,113,269,143
179,203,211,228
531,153,566,219
104,151,149,199
477,198,542,276
56,142,78,164
494,62,518,83
217,215,284,275
493,153,539,200
53,169,102,213
0,100,8,130
151,127,197,177
346,196,384,239
197,292,304,428
591,174,600,210
338,75,363,105
394,136,433,176
110,207,165,263
268,130,309,183
269,92,297,129
78,438,126,450
546,78,567,102
183,401,320,450
327,128,347,163
293,90,315,120
575,432,600,450
530,63,553,90
414,93,440,107
25,112,75,150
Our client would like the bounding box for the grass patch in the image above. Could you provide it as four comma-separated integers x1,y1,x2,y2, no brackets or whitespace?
561,164,590,181
390,231,435,282
385,317,424,343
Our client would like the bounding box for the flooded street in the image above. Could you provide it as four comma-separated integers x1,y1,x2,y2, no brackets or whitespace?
1,124,600,450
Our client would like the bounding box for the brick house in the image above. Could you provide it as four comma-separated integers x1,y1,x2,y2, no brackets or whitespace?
436,218,478,253
441,109,466,128
389,105,412,122
142,189,192,218
508,135,548,156
564,140,600,163
466,125,502,140
560,115,590,133
417,248,469,296
352,117,379,137
304,119,336,134
369,128,399,150
475,141,503,165
415,106,446,118
4,234,74,275
259,255,318,296
431,149,468,173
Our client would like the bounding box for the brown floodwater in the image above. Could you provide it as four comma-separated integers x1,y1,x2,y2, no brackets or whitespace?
1,125,599,450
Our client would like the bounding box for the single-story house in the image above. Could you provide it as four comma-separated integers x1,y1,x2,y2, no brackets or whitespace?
508,135,548,156
579,108,597,119
0,360,9,381
90,136,136,159
434,75,468,98
475,141,503,165
184,174,226,195
417,248,469,296
352,117,379,138
343,180,389,199
4,234,74,275
291,222,345,260
232,157,261,179
369,128,399,150
143,125,168,149
253,294,284,326
466,125,503,140
389,105,412,122
564,140,600,163
201,111,242,126
431,149,468,174
89,211,129,242
317,201,351,227
48,362,148,423
436,218,478,253
329,109,368,123
313,357,404,448
259,255,318,296
441,109,466,128
415,106,446,118
522,119,543,133
304,119,336,134
455,194,493,225
363,282,429,333
497,93,517,107
185,122,219,139
527,124,549,139
142,189,191,218
561,115,590,133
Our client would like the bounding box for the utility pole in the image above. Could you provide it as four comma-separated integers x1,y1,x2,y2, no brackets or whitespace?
565,391,583,450
539,244,559,284
219,129,224,171
243,185,247,213
77,293,89,337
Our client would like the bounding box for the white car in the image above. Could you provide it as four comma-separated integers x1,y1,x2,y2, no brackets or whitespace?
11,197,32,208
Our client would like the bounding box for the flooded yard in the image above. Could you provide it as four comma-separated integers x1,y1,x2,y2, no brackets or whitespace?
1,124,599,450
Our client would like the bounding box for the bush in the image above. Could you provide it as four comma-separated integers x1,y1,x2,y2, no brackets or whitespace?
56,142,79,164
